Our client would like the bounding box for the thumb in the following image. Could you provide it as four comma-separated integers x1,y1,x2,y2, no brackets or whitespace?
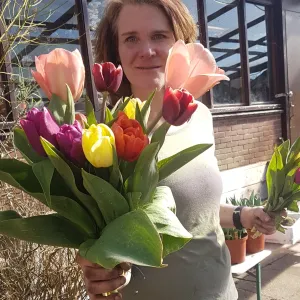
254,208,271,222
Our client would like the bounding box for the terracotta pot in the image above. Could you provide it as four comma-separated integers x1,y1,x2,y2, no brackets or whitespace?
225,234,248,265
246,229,265,254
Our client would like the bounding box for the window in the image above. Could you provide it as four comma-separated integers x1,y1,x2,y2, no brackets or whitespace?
200,0,275,108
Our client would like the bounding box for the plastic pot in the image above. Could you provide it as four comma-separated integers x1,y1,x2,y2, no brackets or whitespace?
225,234,248,265
246,229,265,254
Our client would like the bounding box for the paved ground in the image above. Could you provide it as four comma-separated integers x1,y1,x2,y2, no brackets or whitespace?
235,243,300,300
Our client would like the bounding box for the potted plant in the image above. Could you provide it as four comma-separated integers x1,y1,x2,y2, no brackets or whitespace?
226,192,265,254
223,228,248,264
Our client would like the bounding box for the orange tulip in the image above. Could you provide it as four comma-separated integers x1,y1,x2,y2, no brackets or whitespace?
165,40,229,99
31,48,85,102
75,112,87,128
112,112,149,162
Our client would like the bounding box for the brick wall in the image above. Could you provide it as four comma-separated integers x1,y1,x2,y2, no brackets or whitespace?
213,113,282,171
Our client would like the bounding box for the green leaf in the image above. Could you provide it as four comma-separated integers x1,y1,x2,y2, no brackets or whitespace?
82,169,129,224
287,137,300,165
158,144,212,182
135,103,146,133
151,122,171,151
151,186,176,214
13,128,44,164
112,96,132,118
0,210,21,221
109,146,122,189
41,138,105,230
32,159,54,206
64,85,75,125
143,198,192,257
288,201,299,212
278,140,290,165
0,159,43,196
85,96,97,126
141,89,156,122
110,98,123,115
79,209,163,268
128,143,160,207
48,94,67,125
126,192,142,210
0,213,87,248
105,107,114,124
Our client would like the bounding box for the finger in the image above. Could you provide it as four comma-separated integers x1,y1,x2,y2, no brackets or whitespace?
83,265,123,281
90,292,122,300
119,262,131,273
255,225,276,235
85,276,126,295
254,209,271,222
76,253,102,268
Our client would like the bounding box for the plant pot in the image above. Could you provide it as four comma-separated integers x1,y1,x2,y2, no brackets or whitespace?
225,234,248,265
246,229,265,254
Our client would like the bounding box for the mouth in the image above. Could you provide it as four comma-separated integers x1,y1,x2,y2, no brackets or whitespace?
136,66,161,70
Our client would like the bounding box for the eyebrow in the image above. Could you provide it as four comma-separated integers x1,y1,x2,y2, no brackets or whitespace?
120,30,172,36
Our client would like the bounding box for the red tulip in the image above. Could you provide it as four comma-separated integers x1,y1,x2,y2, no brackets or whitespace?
92,62,123,93
111,112,149,162
165,40,229,99
31,48,85,102
162,87,198,126
295,168,300,184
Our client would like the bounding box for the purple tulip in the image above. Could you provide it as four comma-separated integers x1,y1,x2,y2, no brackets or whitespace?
56,121,86,166
20,108,60,156
295,168,300,184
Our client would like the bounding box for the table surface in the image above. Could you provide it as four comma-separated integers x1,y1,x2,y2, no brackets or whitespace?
231,250,272,275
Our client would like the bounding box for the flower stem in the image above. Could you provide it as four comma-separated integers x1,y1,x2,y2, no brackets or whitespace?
99,91,108,123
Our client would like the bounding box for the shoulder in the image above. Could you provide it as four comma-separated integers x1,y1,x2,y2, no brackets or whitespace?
193,101,213,125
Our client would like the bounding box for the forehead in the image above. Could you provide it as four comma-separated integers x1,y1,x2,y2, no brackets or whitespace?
117,4,172,35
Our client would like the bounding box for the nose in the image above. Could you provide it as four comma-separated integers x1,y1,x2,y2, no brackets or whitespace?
139,41,156,58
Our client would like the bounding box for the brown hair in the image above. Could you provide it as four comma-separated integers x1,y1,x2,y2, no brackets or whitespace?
94,0,198,101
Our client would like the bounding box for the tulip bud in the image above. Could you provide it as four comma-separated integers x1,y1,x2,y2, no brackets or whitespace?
162,87,198,126
295,168,300,184
75,112,87,128
82,124,115,168
112,112,149,162
20,108,60,156
123,97,144,119
56,121,86,166
92,62,123,93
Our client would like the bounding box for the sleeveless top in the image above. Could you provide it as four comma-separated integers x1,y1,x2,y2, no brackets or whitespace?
122,103,238,300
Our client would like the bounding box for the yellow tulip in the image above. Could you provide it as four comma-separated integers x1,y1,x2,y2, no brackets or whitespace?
82,124,115,168
123,97,144,119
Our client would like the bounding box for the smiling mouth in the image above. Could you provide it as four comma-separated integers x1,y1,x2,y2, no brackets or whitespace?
136,66,161,70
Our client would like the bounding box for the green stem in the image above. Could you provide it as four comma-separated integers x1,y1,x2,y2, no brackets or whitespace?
146,109,163,135
100,91,108,123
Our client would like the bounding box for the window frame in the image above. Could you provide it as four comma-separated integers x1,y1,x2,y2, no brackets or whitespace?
197,0,281,112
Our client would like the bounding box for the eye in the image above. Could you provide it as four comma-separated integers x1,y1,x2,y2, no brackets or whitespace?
152,33,167,40
125,36,138,43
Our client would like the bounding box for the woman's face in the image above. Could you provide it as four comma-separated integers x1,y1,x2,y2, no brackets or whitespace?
117,4,176,93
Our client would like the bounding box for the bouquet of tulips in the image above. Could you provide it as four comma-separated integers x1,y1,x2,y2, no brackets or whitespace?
255,138,300,234
0,41,228,269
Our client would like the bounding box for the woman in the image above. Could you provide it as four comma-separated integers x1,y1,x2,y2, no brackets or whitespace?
77,1,277,299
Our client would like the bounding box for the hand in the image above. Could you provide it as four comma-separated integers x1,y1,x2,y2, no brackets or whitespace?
76,253,131,300
240,207,285,235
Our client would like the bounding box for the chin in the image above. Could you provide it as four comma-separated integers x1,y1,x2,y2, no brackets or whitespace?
135,75,165,91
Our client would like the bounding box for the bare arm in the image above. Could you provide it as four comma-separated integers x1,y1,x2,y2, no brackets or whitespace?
219,203,277,235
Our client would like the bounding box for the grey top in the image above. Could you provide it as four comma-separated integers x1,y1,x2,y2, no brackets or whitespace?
122,103,238,300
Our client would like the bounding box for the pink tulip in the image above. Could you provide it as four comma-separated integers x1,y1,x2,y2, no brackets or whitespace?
75,112,87,128
165,40,230,99
31,48,85,102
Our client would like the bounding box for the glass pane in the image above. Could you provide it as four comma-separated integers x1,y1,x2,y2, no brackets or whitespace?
4,0,82,102
206,0,242,105
246,3,270,103
182,0,198,22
